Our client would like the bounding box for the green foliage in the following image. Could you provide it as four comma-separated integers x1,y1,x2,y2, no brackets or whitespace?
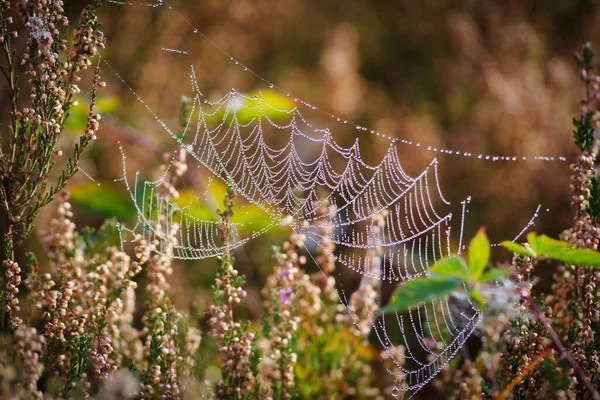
587,176,600,220
206,90,295,125
294,318,378,399
127,360,141,381
70,182,136,220
501,241,532,257
468,228,490,279
248,336,265,400
574,42,595,71
428,255,471,280
502,232,600,267
64,335,93,395
572,112,594,151
174,184,276,233
383,228,510,314
479,268,511,283
148,331,163,365
63,96,118,133
382,274,465,314
540,357,572,394
526,232,570,255
80,218,121,256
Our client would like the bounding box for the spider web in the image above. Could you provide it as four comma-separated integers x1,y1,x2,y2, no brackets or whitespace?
113,65,479,396
104,2,563,397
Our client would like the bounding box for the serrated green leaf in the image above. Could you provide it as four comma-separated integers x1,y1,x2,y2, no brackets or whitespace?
501,241,534,257
528,233,570,256
468,228,490,280
480,268,511,283
543,248,600,268
382,275,465,314
428,256,471,281
525,233,600,268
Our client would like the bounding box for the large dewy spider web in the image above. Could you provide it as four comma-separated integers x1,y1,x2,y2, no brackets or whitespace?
105,1,564,397
116,66,479,397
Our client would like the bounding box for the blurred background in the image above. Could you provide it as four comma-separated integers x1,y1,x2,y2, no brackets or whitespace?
29,0,596,317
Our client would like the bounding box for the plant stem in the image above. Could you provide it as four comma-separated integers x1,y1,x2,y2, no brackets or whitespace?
1,217,13,334
3,219,13,261
521,293,599,399
495,346,553,400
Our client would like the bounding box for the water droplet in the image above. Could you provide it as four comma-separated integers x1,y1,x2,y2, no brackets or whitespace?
193,29,198,33
269,84,274,89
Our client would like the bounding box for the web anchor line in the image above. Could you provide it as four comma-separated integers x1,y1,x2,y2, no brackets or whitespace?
105,0,567,164
161,47,188,55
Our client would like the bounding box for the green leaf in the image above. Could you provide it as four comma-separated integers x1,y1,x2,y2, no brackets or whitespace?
543,248,600,268
501,241,534,257
525,233,600,268
382,275,465,314
480,268,511,283
468,228,490,280
527,233,570,256
428,256,471,281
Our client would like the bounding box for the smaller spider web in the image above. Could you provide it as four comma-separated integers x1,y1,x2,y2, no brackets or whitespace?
118,154,276,260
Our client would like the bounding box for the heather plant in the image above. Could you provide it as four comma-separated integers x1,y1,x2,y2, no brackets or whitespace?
0,0,105,267
0,150,203,398
209,186,263,399
44,155,200,399
0,2,203,397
